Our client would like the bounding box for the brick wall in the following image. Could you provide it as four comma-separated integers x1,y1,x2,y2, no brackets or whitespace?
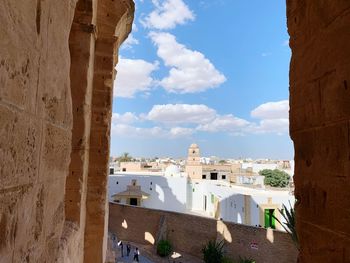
109,203,298,263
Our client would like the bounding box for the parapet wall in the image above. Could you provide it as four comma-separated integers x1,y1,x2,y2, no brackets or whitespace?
109,203,298,263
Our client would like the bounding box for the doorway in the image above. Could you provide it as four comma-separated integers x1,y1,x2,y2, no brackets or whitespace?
129,198,138,206
264,209,276,229
210,173,218,180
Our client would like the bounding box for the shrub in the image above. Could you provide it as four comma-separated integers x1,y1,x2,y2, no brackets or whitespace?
273,201,299,250
237,257,256,263
222,256,234,263
259,169,290,188
202,240,225,263
157,240,172,257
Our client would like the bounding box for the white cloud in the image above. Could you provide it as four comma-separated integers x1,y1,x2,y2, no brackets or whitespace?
112,112,139,124
146,104,216,124
169,127,194,137
250,100,289,135
150,32,226,94
111,124,164,138
250,119,289,135
132,23,138,32
283,39,289,46
111,124,194,139
121,34,139,50
114,58,159,98
261,52,272,57
111,100,290,138
251,100,289,119
141,0,195,30
197,114,250,133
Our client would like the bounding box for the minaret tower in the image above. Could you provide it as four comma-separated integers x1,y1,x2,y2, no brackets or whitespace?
185,143,203,179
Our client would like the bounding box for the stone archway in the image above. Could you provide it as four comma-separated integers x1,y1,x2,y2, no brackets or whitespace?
1,1,350,262
64,0,134,262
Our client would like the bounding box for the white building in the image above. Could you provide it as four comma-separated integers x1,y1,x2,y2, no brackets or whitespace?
109,171,189,214
108,144,295,231
241,161,294,176
109,173,294,231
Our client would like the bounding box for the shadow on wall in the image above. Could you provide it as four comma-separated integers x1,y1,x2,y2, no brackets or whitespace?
108,203,298,263
108,175,188,213
216,190,297,261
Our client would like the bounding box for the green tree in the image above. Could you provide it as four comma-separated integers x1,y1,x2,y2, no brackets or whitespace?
219,160,227,164
118,152,132,162
259,169,290,188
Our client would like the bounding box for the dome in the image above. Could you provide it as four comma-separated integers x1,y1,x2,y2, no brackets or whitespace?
165,165,181,177
190,143,199,148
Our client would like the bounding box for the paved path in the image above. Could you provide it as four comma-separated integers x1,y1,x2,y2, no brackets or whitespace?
114,248,154,263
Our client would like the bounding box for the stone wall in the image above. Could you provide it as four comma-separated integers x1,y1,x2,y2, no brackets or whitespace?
0,0,134,262
3,0,350,262
109,203,298,263
287,1,350,262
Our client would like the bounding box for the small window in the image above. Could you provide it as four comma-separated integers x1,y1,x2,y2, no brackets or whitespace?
202,174,206,179
122,168,126,172
109,168,114,174
222,175,226,180
150,182,152,185
210,173,218,180
129,198,138,206
116,181,118,184
193,188,195,192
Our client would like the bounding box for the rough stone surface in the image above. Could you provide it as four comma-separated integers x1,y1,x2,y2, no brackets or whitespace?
287,1,350,262
3,0,349,262
109,203,298,263
0,0,134,262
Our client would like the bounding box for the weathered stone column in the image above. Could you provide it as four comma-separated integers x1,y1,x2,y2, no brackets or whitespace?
83,1,134,262
288,1,350,262
0,0,134,262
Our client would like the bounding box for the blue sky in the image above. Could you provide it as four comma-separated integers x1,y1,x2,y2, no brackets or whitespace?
111,0,293,159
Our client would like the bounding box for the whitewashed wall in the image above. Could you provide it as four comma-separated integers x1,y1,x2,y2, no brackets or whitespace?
220,195,245,223
108,174,295,229
109,174,188,213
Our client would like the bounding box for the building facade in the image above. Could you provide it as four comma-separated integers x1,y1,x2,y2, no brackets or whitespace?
108,172,294,231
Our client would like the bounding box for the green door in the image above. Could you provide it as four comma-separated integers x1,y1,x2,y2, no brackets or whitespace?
264,209,276,229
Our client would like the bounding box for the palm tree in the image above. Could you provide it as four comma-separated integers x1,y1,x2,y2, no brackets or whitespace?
118,152,132,162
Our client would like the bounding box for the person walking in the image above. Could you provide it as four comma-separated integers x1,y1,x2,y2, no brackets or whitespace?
133,247,140,262
118,240,124,257
126,243,131,257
